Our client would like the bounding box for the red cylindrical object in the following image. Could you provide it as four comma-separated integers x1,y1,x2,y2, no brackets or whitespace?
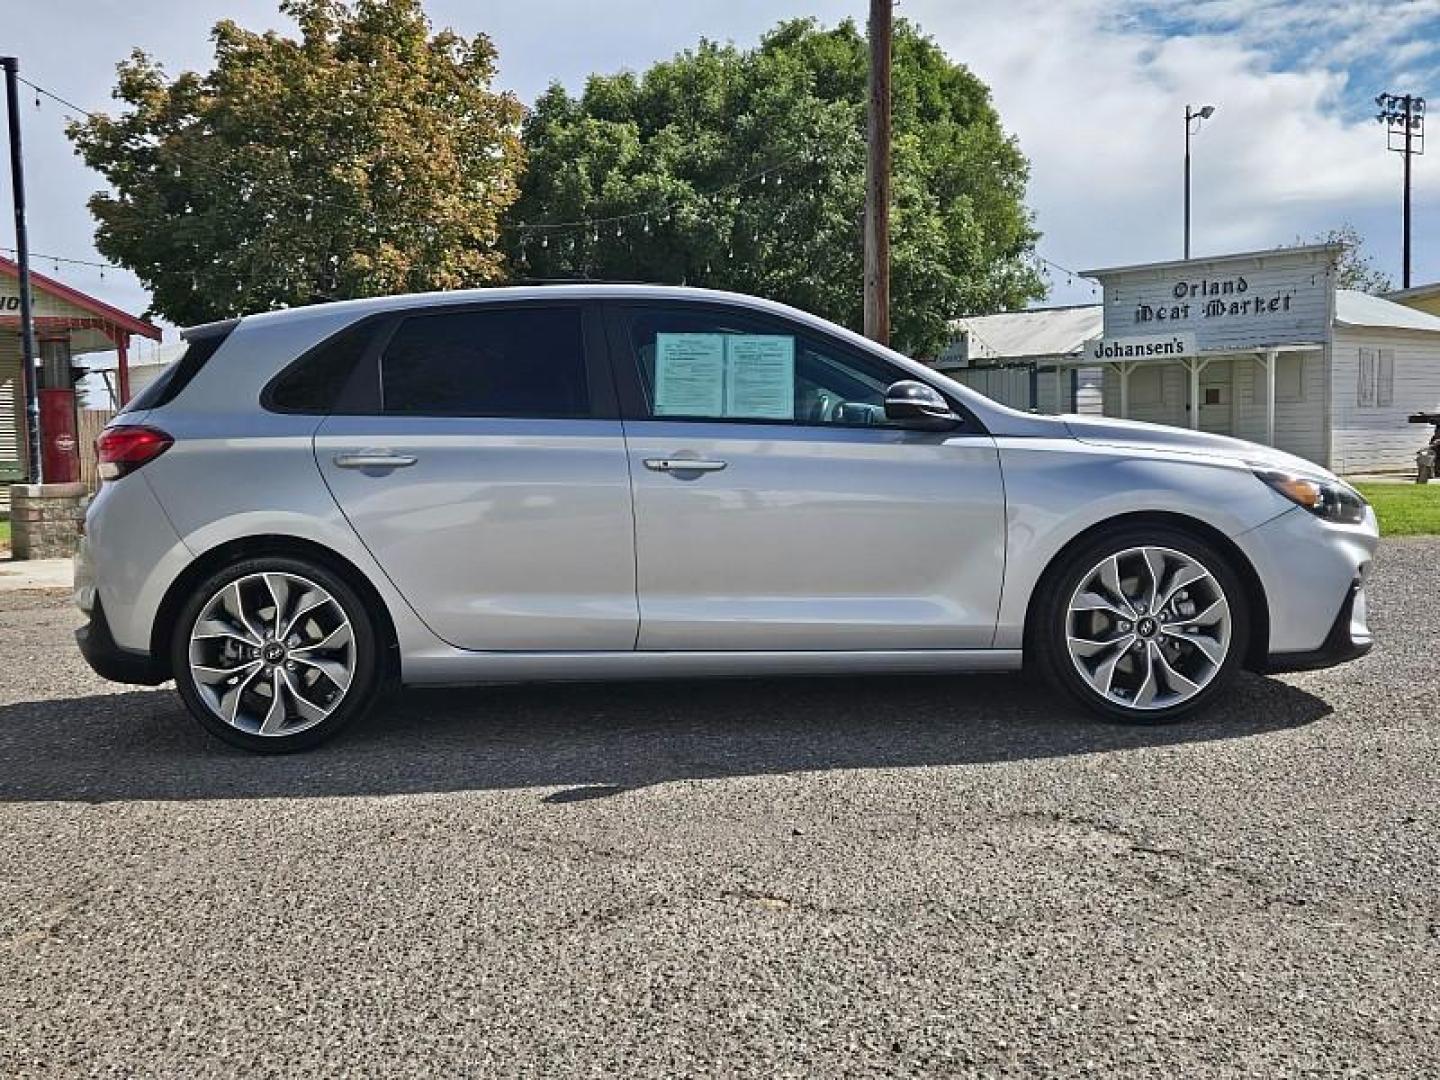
39,387,80,484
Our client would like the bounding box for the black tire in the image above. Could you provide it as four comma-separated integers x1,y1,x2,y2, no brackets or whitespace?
1032,524,1251,724
170,555,383,752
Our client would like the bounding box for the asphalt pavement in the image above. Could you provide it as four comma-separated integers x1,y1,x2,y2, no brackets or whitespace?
1,540,1437,1077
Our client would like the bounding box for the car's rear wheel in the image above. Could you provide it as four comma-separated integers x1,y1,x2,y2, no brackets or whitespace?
171,556,381,752
1034,526,1250,723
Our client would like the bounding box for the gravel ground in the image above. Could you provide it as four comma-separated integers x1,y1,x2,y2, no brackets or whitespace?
2,540,1438,1077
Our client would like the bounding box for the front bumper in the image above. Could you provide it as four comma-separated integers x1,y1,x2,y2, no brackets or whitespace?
1263,574,1372,673
76,596,167,686
1233,502,1378,665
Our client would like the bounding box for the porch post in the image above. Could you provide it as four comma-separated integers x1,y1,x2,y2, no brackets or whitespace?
1118,362,1131,418
1188,357,1200,430
1264,348,1277,447
116,332,131,406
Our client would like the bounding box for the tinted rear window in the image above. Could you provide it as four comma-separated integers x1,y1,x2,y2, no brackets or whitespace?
380,307,588,417
267,319,374,413
121,321,237,414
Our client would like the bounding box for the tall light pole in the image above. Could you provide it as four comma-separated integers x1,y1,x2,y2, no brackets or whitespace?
1184,104,1217,260
864,0,892,346
1376,91,1426,289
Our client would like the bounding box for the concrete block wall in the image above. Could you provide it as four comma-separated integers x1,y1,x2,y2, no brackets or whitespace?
11,483,87,560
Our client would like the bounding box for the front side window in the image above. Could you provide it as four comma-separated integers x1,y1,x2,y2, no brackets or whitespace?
625,308,902,426
381,307,588,418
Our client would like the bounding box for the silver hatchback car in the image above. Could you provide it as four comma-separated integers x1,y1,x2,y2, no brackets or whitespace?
76,285,1378,751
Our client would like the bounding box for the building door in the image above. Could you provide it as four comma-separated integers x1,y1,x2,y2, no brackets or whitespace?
1197,359,1232,435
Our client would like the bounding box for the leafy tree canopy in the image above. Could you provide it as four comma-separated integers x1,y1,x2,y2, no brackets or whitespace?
507,18,1045,355
1301,223,1394,295
68,0,524,324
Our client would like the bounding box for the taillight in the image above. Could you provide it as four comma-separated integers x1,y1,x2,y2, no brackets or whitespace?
96,425,173,481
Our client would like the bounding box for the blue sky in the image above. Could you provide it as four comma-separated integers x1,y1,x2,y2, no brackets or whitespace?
1122,1,1440,124
5,0,1438,341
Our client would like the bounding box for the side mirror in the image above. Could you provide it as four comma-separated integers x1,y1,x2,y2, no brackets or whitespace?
884,380,959,430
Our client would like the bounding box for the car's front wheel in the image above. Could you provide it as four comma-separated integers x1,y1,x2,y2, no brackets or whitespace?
1034,526,1250,723
171,556,382,751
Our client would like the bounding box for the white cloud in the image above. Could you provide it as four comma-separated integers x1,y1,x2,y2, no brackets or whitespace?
911,0,1439,298
6,0,1436,317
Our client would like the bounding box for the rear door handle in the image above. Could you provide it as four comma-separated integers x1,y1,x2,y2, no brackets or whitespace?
333,451,418,470
643,458,728,473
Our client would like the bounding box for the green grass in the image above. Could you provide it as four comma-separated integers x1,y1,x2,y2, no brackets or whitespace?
1355,483,1440,536
0,518,9,548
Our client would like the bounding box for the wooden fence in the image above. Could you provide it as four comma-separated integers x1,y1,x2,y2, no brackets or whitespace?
77,409,115,492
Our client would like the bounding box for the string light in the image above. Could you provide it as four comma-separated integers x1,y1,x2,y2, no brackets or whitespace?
0,246,115,272
17,71,1069,295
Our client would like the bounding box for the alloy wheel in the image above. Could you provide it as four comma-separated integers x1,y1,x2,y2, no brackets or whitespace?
1065,545,1231,711
187,572,355,737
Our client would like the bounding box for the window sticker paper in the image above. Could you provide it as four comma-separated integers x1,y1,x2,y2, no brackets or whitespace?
724,335,795,420
654,333,726,416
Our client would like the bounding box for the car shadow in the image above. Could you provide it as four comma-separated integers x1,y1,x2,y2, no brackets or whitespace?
0,671,1332,804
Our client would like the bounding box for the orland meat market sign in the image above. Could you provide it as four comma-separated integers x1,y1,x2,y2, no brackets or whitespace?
1089,245,1336,354
1135,276,1294,325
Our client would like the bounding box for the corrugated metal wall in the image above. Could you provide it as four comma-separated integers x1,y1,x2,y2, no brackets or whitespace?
1,333,24,515
947,363,1100,416
950,366,1034,411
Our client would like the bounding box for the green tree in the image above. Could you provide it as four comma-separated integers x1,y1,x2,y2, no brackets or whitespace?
506,18,1044,356
1303,223,1394,295
68,0,524,325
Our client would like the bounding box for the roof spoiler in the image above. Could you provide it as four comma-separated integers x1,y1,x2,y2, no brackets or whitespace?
180,317,241,343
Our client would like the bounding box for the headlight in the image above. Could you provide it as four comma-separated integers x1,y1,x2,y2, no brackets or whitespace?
1253,468,1368,524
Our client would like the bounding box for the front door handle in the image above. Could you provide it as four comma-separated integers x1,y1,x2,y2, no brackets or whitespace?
333,451,418,470
643,458,728,473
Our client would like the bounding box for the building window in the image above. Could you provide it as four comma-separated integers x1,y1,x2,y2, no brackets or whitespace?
1129,365,1163,406
1357,348,1376,407
1377,349,1395,407
1275,354,1304,403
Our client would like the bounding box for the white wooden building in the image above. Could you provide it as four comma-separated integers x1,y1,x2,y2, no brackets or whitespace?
939,244,1440,475
1080,244,1440,474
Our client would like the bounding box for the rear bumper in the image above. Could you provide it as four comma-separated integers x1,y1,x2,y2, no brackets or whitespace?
1263,575,1372,674
76,597,167,686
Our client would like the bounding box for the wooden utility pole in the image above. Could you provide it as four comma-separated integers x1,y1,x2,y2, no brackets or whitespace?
2,57,41,482
864,0,892,346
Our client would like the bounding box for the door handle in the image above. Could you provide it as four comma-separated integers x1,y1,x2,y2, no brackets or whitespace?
333,451,418,470
643,458,728,473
